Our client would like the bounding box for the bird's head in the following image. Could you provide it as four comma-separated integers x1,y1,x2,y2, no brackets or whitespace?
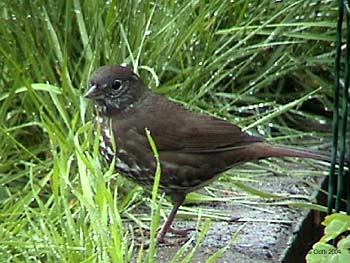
84,65,147,113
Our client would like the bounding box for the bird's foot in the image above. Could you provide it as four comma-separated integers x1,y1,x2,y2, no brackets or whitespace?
156,226,196,246
168,226,196,237
156,236,188,246
135,235,187,248
134,227,196,247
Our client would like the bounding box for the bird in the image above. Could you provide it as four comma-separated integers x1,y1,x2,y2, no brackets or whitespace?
84,65,329,244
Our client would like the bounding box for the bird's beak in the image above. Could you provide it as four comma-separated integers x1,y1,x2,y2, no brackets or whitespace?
84,84,100,100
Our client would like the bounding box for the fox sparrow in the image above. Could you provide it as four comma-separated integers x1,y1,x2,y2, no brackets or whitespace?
84,65,328,244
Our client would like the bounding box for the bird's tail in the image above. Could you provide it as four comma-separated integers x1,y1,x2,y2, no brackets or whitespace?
255,142,331,162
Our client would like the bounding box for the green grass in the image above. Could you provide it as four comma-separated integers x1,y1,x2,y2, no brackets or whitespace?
0,0,338,262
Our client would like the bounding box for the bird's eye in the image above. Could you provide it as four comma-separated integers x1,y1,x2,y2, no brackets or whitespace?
111,80,122,90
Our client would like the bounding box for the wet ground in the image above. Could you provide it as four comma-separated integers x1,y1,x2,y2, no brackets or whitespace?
133,161,327,262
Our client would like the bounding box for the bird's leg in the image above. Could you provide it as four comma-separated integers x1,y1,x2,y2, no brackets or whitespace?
157,200,182,244
157,195,197,244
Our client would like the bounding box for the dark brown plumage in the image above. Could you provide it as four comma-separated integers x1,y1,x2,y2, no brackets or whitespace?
84,65,328,244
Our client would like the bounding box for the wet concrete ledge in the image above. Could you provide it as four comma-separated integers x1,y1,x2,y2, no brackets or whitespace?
153,162,327,263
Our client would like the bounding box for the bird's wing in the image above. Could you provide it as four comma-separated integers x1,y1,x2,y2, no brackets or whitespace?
138,95,264,153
